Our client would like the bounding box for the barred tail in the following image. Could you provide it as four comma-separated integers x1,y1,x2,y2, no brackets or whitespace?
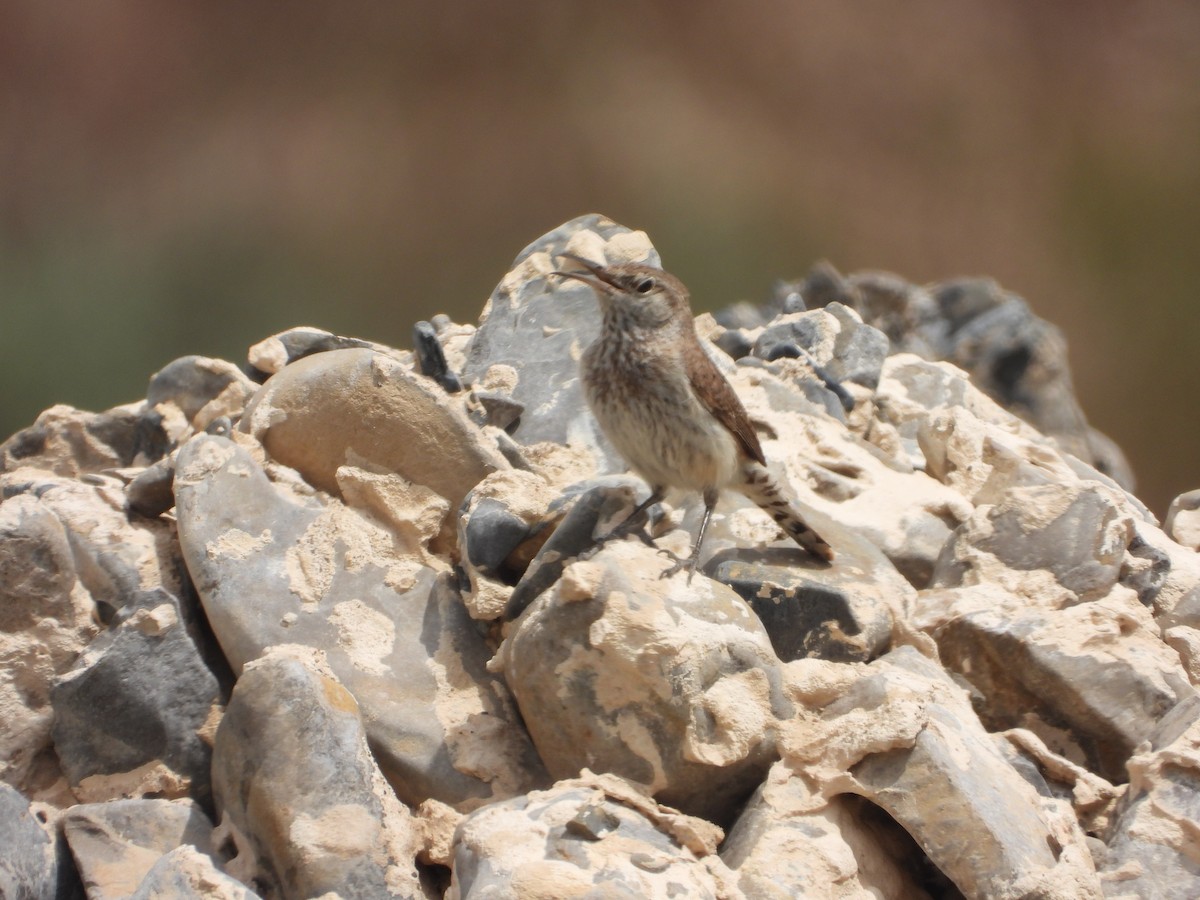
740,464,835,562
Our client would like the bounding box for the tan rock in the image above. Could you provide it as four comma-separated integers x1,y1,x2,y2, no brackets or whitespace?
240,347,508,512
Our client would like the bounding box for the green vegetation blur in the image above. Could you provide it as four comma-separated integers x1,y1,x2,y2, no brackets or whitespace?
2,3,1198,516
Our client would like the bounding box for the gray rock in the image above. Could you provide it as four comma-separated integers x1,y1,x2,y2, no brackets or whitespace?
412,320,463,393
62,799,215,900
0,492,99,799
933,482,1135,603
449,772,734,900
173,434,544,809
51,589,221,805
1165,488,1200,552
502,476,652,621
212,649,430,900
240,347,507,512
706,540,895,663
0,783,62,900
146,356,257,430
125,456,177,518
783,647,1101,899
0,404,170,479
459,213,660,471
721,767,935,897
495,538,790,824
462,497,537,578
932,600,1192,782
245,326,383,377
753,304,890,391
131,846,258,900
1101,694,1200,898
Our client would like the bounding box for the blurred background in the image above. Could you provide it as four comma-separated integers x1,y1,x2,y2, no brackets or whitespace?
1,1,1197,516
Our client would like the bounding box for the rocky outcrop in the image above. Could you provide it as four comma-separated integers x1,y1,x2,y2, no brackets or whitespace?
1,214,1197,897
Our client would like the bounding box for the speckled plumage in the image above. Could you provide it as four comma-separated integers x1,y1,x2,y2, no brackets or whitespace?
555,257,833,575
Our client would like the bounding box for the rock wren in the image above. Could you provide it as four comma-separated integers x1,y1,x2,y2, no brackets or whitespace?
553,255,834,578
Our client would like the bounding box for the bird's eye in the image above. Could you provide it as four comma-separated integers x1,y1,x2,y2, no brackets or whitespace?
635,277,655,294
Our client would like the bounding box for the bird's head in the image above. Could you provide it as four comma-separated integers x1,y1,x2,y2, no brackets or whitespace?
552,254,689,330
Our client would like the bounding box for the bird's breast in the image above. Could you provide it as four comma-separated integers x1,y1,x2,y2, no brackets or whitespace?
582,337,740,491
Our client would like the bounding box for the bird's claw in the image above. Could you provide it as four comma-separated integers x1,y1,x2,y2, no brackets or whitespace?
656,547,698,582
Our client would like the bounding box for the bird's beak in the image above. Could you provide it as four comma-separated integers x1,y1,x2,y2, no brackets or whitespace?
551,253,615,291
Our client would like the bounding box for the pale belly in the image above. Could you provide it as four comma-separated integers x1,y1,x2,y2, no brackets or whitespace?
586,370,741,492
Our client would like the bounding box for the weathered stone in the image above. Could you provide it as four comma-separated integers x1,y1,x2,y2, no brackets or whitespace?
494,539,790,824
500,476,652,622
448,772,736,900
240,347,507,512
0,404,171,479
721,764,935,897
724,359,971,589
0,783,63,900
932,481,1136,604
146,356,257,432
930,596,1192,782
781,647,1102,899
62,798,215,900
702,520,899,662
2,470,188,622
456,469,559,621
246,326,385,377
0,491,100,800
212,648,430,900
130,845,258,900
173,434,545,809
1101,694,1200,898
125,456,177,518
754,303,890,391
1165,488,1200,552
412,320,463,393
460,213,660,471
51,589,221,805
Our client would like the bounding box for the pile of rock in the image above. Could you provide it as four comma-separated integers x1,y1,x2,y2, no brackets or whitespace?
2,215,1198,899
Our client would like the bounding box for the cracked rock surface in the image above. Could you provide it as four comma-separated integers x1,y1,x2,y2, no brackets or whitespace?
1,214,1197,898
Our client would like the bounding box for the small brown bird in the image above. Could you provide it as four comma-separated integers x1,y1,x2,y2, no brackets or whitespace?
553,255,834,579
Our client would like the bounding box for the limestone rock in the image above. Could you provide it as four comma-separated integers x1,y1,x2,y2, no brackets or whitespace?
130,845,259,900
240,347,507,511
456,469,560,621
246,326,388,377
1101,694,1200,898
703,528,898,662
500,476,653,622
494,540,790,824
932,481,1136,604
725,359,971,588
459,213,659,471
448,772,737,900
800,262,1132,487
0,403,170,479
1165,488,1200,551
0,783,66,900
146,356,257,433
927,596,1192,783
62,798,216,900
781,647,1102,899
0,492,100,800
211,648,430,900
51,588,221,805
721,766,936,897
753,303,890,391
173,434,545,809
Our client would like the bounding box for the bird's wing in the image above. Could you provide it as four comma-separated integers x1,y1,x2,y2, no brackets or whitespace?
685,342,767,467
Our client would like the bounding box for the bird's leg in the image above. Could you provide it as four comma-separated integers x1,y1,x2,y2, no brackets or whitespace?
660,488,719,583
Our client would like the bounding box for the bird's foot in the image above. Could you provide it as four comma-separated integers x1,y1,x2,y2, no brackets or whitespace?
657,547,698,582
